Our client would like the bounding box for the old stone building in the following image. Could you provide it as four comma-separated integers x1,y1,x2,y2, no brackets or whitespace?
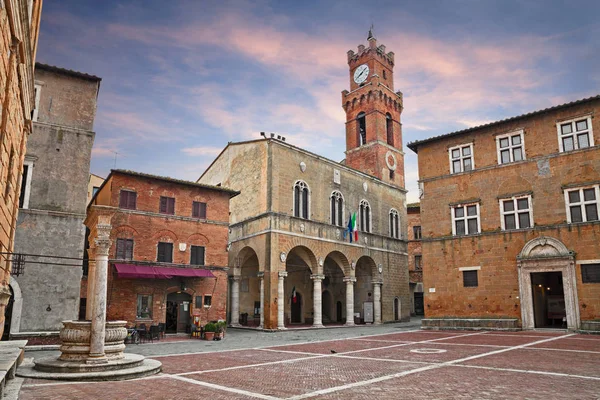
407,203,423,316
199,32,410,330
408,95,600,332
1,0,42,339
85,170,237,332
9,64,100,338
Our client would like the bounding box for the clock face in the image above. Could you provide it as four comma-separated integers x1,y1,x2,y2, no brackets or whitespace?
353,64,369,84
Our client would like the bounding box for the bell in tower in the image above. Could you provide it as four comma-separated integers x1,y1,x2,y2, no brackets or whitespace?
341,30,405,188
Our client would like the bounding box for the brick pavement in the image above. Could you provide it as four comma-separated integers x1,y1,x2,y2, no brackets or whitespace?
18,325,600,399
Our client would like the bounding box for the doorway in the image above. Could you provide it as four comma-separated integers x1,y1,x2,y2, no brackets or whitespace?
290,291,302,323
394,297,400,320
336,301,343,323
531,272,565,329
166,292,192,333
322,290,331,323
1,286,14,340
414,292,424,316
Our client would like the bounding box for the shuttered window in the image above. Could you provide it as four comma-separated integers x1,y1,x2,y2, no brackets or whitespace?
192,201,207,218
157,242,173,263
159,196,175,214
190,245,205,266
116,238,133,260
463,270,478,287
119,190,137,209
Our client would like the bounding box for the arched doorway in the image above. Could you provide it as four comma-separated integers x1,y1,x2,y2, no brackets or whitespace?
285,246,316,326
394,297,400,321
355,256,375,324
166,292,192,333
336,301,343,323
517,236,579,330
323,252,346,325
1,286,14,341
234,247,261,326
322,290,332,322
290,291,302,323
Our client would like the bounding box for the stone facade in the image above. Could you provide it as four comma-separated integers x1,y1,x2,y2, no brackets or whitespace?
11,64,100,335
199,34,410,330
85,170,236,331
408,96,600,331
407,203,423,316
0,0,42,339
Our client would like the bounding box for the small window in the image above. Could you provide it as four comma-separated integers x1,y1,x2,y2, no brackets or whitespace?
241,278,249,292
500,196,533,230
204,295,212,307
463,270,478,287
18,161,34,209
119,190,137,210
193,201,207,218
565,186,599,223
195,296,203,308
452,203,480,236
558,117,594,152
159,196,175,214
32,83,41,122
497,131,525,164
383,70,387,80
330,191,344,226
413,226,422,240
157,242,173,263
449,143,474,174
357,112,366,146
389,208,400,238
136,295,152,319
294,180,310,219
386,113,394,146
359,199,371,233
92,186,100,197
116,238,134,260
415,255,422,271
581,264,600,283
190,245,205,266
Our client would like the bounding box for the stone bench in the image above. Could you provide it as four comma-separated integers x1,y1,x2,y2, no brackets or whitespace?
0,340,28,397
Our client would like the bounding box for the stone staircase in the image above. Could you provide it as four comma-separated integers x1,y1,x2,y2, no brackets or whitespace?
0,340,27,397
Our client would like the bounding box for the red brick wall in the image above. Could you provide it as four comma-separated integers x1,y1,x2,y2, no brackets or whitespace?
407,207,422,283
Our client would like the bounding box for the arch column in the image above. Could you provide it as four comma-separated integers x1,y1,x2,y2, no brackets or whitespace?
87,218,112,364
277,271,287,330
373,280,383,325
311,274,325,328
344,277,356,326
85,260,96,321
258,272,265,329
230,275,241,327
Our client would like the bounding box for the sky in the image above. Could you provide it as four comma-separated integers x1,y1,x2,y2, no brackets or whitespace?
36,0,600,203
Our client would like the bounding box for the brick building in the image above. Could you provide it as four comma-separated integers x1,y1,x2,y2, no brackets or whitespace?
85,170,237,332
1,0,42,339
407,203,423,316
199,32,410,330
408,95,600,332
9,64,100,339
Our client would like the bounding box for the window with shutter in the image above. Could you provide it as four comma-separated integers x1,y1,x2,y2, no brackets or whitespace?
119,190,137,209
193,201,207,218
116,239,133,260
160,196,175,215
157,242,173,262
190,245,205,266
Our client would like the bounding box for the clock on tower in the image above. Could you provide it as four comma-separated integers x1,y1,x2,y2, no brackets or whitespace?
341,29,405,188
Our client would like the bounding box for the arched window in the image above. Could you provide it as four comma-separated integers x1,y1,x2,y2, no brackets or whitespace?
293,180,309,219
359,200,371,233
357,112,366,146
386,113,394,146
330,191,344,226
389,208,400,238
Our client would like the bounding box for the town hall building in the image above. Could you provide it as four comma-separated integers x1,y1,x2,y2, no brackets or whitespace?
199,32,410,330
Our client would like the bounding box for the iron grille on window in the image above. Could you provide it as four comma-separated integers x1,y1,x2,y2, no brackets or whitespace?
463,270,478,287
11,254,25,276
581,264,600,283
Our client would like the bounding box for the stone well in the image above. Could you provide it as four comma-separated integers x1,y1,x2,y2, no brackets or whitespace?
58,320,127,361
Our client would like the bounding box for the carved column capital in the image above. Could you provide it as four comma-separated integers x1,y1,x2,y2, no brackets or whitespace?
278,271,288,279
257,272,265,279
310,274,325,281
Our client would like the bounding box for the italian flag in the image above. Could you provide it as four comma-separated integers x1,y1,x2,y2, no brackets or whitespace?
352,212,358,242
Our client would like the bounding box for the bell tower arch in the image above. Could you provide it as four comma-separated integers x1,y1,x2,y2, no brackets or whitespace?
342,29,405,188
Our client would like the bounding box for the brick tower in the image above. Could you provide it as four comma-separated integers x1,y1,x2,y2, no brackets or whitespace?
342,29,405,188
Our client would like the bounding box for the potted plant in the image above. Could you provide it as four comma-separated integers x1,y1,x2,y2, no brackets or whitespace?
203,322,217,341
215,321,227,340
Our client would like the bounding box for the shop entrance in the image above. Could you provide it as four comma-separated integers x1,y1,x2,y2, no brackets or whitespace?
531,272,566,328
166,292,192,333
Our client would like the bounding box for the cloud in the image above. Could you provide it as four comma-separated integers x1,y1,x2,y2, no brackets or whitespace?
181,146,223,156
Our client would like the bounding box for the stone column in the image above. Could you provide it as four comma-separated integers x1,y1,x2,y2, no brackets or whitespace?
87,219,112,364
344,277,356,326
373,281,383,325
277,271,287,330
311,274,324,328
258,272,265,329
85,260,96,321
230,276,241,327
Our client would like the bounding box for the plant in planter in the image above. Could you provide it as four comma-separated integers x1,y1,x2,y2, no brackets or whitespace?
203,322,217,341
215,321,227,340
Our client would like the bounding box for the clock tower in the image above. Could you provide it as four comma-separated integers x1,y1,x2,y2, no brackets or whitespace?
342,30,405,188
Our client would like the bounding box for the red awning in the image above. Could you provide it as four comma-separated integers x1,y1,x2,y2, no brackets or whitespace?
114,264,215,279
